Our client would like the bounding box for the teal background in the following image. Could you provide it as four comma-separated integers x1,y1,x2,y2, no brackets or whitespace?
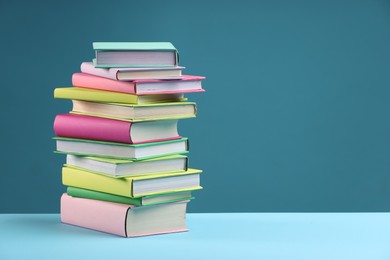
1,0,390,213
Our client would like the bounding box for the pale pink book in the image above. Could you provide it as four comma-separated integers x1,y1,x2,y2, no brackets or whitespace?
81,61,185,80
53,114,181,144
72,72,205,95
60,194,189,238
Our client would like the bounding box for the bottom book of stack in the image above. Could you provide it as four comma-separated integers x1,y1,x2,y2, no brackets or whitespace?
61,193,189,237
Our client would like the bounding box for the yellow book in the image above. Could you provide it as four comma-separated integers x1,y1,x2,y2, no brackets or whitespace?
54,87,186,104
62,166,202,198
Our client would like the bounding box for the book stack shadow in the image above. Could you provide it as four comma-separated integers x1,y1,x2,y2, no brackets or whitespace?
53,42,205,237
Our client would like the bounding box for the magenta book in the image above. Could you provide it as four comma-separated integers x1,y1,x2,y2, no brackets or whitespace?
53,114,181,144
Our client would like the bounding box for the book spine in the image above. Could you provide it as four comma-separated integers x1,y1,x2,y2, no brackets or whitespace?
62,166,133,198
72,73,136,94
60,193,130,237
80,62,118,80
54,114,133,143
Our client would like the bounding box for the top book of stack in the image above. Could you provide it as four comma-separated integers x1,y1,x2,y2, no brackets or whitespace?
93,42,179,68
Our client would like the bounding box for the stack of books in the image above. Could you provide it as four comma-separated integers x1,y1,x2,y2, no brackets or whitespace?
53,42,205,237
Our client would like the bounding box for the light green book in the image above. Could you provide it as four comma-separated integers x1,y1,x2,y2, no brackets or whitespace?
67,187,194,206
93,42,179,68
93,42,177,51
54,137,189,160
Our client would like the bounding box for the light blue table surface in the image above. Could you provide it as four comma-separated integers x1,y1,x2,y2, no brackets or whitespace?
1,213,390,260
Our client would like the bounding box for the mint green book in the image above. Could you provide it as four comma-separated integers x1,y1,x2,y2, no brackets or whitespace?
93,42,179,68
54,137,189,160
67,187,194,206
93,42,177,51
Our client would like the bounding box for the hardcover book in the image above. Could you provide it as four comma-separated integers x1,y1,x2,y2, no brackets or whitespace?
54,114,181,144
71,100,197,122
54,87,185,104
72,73,205,95
62,166,202,198
93,42,179,68
54,137,189,160
61,194,188,237
66,154,188,177
67,187,193,206
81,62,184,80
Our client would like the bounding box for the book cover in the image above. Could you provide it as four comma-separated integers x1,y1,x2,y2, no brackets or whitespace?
72,73,205,95
67,187,194,206
53,114,181,144
61,193,130,237
93,42,179,68
61,193,188,237
54,87,186,104
54,136,189,160
80,62,184,80
93,42,177,51
70,100,197,122
62,166,202,198
66,154,188,178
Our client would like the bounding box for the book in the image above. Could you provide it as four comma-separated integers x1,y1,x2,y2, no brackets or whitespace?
54,87,185,104
61,194,188,237
71,100,197,122
65,154,188,178
62,166,202,198
93,42,178,68
67,187,193,206
54,114,181,144
55,137,189,160
80,62,184,80
72,73,205,95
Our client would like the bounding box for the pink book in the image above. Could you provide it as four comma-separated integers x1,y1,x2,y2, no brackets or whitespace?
72,72,205,95
61,194,189,237
53,114,181,144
